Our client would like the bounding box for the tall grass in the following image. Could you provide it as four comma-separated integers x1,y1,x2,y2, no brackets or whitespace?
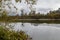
0,26,30,40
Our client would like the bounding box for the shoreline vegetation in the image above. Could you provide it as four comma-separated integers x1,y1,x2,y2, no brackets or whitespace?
0,9,60,23
0,26,32,40
0,18,60,23
0,8,60,23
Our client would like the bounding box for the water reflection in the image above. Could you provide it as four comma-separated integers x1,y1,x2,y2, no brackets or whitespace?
31,23,40,26
0,22,60,40
13,23,60,40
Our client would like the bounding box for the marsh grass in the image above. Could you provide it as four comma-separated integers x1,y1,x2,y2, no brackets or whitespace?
0,26,30,40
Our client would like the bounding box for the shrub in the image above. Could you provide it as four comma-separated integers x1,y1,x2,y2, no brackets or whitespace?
0,26,29,40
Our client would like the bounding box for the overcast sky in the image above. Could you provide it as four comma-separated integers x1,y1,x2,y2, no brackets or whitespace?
37,0,60,9
5,0,60,15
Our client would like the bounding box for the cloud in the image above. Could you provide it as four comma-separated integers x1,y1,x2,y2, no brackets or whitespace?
29,0,60,13
36,0,60,10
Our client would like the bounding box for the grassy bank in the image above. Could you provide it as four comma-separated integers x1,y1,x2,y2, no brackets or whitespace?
8,19,60,23
0,19,60,23
0,26,31,40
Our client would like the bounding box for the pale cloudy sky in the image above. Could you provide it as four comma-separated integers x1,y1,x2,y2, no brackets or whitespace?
36,0,60,9
5,0,60,15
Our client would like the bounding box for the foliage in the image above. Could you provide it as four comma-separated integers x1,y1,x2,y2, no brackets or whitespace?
0,0,60,21
15,0,21,2
0,26,29,40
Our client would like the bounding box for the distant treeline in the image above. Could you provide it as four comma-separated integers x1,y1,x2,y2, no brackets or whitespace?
22,8,60,19
7,8,60,19
0,8,60,20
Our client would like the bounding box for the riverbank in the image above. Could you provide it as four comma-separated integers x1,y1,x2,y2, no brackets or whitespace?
0,26,31,40
4,19,60,23
0,19,60,23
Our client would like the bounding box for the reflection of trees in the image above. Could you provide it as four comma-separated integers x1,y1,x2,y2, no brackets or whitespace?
31,23,39,26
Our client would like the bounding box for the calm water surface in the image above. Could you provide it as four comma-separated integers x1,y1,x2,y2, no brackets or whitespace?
5,23,60,40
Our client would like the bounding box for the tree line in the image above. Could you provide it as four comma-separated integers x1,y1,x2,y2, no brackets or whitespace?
0,8,60,21
0,0,60,21
12,8,60,19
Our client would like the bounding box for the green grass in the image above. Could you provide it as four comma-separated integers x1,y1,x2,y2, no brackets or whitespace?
0,26,30,40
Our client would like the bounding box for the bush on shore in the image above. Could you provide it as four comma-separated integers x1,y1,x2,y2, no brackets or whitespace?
0,26,29,40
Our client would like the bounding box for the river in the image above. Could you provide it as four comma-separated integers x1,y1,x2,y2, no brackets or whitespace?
6,22,60,40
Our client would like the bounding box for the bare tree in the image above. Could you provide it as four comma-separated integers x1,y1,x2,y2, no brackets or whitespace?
0,0,37,15
15,0,37,14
